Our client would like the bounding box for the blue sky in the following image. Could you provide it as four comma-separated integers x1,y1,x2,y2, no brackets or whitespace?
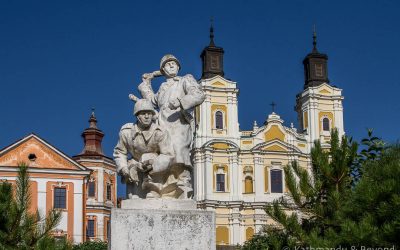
1,1,399,197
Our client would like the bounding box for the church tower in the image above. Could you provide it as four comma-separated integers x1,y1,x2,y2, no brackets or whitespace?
295,29,344,147
194,24,241,200
73,110,117,242
200,21,225,79
194,24,244,245
302,28,329,89
195,23,240,147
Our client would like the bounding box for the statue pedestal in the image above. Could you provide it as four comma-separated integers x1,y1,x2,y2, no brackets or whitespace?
110,199,216,250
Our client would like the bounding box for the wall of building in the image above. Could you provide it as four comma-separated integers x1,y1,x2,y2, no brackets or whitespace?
194,75,343,246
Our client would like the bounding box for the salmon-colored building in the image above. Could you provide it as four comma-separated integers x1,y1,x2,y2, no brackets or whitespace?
0,112,117,243
73,112,117,242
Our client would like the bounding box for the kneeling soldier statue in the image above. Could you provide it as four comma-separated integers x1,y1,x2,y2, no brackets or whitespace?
114,99,176,198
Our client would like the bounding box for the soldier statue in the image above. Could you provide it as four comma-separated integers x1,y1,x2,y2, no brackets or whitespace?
115,55,205,199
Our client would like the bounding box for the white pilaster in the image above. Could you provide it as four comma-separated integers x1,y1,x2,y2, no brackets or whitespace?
227,95,233,136
205,96,212,139
97,214,104,241
232,95,240,144
98,170,104,202
254,208,264,233
37,179,47,217
73,191,83,243
231,207,241,245
253,155,263,201
229,152,239,200
205,151,213,199
193,150,205,201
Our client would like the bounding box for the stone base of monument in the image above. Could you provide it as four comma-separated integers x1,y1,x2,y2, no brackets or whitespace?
110,199,216,250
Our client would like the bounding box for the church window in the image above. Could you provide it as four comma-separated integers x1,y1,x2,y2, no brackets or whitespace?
215,111,223,129
246,227,255,241
87,220,95,238
88,181,95,197
323,117,330,131
106,183,112,201
216,174,225,192
244,176,253,193
28,153,37,161
54,187,66,209
216,226,229,245
270,169,283,193
106,220,111,240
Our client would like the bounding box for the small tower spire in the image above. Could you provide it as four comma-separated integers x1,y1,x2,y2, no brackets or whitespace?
312,24,318,52
253,120,258,131
89,107,97,129
302,26,329,89
200,18,225,79
77,108,105,156
209,17,215,47
270,101,276,114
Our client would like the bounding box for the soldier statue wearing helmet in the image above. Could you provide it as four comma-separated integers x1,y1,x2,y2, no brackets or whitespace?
118,54,205,199
113,98,176,199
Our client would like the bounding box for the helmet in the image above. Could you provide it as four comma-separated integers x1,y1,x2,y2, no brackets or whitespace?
160,54,181,74
133,99,156,116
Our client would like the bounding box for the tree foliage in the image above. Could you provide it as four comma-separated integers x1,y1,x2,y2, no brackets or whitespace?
337,145,400,247
72,241,108,250
243,129,398,249
351,128,386,185
0,163,72,250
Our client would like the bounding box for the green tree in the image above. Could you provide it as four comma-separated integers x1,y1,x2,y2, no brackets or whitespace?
337,145,400,248
72,241,108,250
351,128,386,185
0,163,72,250
243,129,358,249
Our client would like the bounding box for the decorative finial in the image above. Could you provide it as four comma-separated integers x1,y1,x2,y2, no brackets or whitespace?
91,107,95,117
270,102,276,113
89,107,97,128
209,17,215,46
312,24,318,52
253,120,258,131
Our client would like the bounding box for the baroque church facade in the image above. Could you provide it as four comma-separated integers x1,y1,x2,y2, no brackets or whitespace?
0,27,344,246
192,27,344,245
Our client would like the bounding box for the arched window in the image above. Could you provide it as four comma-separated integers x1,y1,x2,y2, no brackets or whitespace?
244,176,253,193
246,227,255,241
322,117,330,131
270,169,283,193
215,111,223,129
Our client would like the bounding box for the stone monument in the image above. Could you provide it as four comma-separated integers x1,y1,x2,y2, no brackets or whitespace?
110,55,215,250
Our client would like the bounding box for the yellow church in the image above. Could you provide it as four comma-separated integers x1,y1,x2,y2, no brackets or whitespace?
192,26,344,246
0,25,344,247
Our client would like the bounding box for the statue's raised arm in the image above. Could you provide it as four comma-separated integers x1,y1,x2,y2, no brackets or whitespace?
137,70,162,100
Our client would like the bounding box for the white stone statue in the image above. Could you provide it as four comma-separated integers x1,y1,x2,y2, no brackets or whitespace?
114,99,177,198
116,55,205,199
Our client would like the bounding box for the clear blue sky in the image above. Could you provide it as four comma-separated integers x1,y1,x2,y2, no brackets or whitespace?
1,1,399,197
